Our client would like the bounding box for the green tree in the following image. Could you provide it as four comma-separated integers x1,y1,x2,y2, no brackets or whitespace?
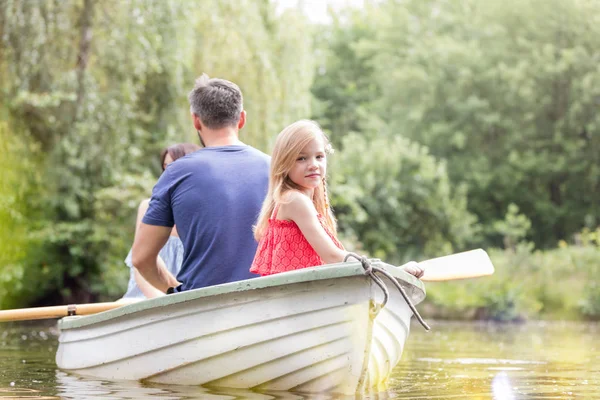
0,0,315,306
311,6,381,147
330,133,478,263
0,123,42,308
493,204,532,251
367,0,600,247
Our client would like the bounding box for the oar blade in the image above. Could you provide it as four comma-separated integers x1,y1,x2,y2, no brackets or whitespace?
419,248,495,282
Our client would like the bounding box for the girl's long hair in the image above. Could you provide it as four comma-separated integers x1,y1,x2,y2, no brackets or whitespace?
254,120,337,241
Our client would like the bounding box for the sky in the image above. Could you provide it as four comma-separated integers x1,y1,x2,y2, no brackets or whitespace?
275,0,365,23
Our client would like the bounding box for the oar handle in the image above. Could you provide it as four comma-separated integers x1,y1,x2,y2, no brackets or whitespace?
0,301,134,322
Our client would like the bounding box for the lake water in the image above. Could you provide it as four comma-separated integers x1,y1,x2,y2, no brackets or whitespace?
0,320,598,399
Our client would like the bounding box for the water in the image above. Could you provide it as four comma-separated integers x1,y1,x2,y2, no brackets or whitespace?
0,320,598,399
393,321,600,399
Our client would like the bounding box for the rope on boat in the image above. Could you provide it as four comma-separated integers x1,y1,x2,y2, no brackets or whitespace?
344,253,431,331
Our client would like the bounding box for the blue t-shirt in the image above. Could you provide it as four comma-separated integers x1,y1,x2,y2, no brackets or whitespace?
142,145,270,291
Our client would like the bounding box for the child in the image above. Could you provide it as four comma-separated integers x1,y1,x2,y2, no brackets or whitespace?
250,120,424,278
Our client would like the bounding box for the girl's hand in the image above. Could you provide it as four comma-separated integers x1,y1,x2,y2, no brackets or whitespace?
400,261,424,279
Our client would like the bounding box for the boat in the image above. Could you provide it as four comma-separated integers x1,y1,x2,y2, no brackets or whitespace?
55,258,426,395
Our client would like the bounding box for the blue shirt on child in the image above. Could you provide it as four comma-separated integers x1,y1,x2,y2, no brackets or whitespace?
142,145,270,291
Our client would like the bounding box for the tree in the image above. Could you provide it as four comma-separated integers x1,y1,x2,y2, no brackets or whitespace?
311,6,382,148
0,0,316,306
330,133,478,263
367,0,600,247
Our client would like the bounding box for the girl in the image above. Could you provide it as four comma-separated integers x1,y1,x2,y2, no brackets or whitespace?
250,120,423,278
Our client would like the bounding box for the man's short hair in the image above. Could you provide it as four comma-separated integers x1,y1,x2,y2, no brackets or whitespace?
188,74,244,129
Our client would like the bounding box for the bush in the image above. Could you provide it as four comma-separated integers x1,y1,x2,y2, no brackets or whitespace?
423,236,600,321
0,123,43,308
330,133,479,264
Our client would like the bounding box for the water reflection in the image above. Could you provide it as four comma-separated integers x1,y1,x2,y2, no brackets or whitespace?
0,387,57,399
53,370,391,399
1,320,599,399
491,372,515,400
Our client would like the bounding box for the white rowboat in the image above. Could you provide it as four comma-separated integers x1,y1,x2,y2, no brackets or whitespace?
56,259,426,395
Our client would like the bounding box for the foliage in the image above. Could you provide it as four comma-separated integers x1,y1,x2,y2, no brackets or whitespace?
576,228,600,319
330,133,479,264
311,7,381,148
425,237,600,321
187,0,315,151
314,0,600,248
368,0,600,248
493,204,532,251
0,123,42,308
311,0,600,320
0,0,315,306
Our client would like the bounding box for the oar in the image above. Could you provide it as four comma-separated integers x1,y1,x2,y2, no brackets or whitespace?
0,299,139,322
0,250,493,322
417,248,495,282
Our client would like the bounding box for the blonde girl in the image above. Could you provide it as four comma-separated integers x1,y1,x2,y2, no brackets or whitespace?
251,120,423,278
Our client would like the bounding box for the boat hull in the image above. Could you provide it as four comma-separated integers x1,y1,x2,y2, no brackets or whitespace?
56,261,425,395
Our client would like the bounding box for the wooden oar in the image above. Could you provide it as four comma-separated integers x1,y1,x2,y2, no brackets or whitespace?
0,250,493,322
418,248,495,282
0,299,139,322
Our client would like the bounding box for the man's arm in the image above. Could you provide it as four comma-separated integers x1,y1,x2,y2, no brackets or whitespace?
130,199,180,296
131,222,175,293
133,255,179,298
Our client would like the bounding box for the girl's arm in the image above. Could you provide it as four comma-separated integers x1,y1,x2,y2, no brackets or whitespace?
280,192,424,278
279,191,347,264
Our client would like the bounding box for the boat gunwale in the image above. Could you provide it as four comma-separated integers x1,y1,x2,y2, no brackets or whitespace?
58,260,425,330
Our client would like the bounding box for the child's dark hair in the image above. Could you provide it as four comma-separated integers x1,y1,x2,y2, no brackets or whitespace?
160,143,201,171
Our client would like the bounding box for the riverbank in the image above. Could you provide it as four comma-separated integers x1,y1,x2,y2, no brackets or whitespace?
423,240,600,321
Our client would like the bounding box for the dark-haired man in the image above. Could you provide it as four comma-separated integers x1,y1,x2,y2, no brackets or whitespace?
132,74,270,294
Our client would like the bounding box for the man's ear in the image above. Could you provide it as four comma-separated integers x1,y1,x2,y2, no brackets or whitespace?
192,113,202,131
237,110,246,130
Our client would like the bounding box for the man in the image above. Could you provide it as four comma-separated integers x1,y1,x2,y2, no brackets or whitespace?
132,74,270,294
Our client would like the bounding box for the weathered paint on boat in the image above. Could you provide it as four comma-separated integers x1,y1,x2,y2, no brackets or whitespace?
56,260,425,395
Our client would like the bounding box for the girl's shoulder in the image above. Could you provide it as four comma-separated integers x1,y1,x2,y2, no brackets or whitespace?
278,190,317,221
281,189,311,205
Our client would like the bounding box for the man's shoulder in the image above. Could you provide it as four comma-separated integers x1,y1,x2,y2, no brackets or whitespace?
243,145,271,162
166,145,270,175
187,145,270,160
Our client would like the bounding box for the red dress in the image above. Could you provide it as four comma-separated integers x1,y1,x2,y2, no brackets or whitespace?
250,206,344,276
